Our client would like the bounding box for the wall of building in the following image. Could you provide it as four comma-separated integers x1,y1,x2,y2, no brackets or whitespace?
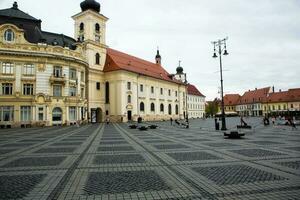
104,71,186,122
187,94,205,118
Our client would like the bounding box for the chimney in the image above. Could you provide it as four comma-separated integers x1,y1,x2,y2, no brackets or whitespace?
272,86,275,93
255,88,257,90
279,89,282,92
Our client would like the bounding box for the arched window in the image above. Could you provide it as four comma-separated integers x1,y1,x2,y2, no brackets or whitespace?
175,105,179,115
105,82,109,104
4,29,14,42
127,95,131,104
80,23,84,31
150,103,155,112
160,104,164,112
140,102,145,112
95,53,100,65
168,104,172,115
95,23,100,32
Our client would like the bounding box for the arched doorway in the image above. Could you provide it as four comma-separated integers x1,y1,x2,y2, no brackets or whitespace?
52,107,62,125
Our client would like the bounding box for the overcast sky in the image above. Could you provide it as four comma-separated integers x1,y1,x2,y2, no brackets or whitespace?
1,0,299,100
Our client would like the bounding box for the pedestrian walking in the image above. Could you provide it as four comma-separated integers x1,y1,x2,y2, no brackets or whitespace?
106,117,110,124
170,117,173,125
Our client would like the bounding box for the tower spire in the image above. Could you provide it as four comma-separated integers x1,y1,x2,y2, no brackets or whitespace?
155,47,161,65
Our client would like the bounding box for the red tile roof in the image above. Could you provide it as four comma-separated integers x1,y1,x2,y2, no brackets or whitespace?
103,48,183,84
287,88,300,102
239,87,271,104
187,84,205,97
265,91,289,103
264,88,300,103
224,94,241,106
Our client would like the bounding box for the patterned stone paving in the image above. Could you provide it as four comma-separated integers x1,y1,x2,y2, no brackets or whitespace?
192,164,286,185
230,148,286,157
93,154,146,164
0,174,46,200
276,160,300,169
83,170,170,195
0,118,299,200
34,147,76,154
167,151,221,161
2,156,66,168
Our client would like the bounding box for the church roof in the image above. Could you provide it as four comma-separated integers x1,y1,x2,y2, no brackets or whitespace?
104,48,183,84
187,84,205,97
0,2,39,21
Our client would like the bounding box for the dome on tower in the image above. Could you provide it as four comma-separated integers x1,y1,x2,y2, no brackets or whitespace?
176,66,183,74
80,0,100,13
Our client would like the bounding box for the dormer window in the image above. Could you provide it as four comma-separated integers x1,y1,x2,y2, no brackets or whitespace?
4,29,14,42
95,23,100,32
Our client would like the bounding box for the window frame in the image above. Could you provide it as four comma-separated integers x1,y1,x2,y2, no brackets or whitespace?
4,29,14,42
53,84,62,97
2,63,14,74
2,83,13,95
23,83,34,95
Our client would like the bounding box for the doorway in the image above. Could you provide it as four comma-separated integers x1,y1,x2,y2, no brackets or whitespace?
127,110,132,121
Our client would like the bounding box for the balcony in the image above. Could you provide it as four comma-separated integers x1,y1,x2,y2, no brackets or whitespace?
49,74,66,85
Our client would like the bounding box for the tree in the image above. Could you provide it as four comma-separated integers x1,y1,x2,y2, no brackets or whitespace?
205,98,220,117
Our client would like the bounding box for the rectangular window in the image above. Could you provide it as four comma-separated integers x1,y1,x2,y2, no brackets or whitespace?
69,107,76,121
81,71,85,82
151,86,154,94
38,107,44,121
23,84,33,95
175,91,178,97
96,82,100,90
2,83,13,95
81,87,85,98
69,86,76,96
127,82,131,90
21,106,31,121
140,84,143,92
168,89,171,96
0,106,14,122
69,68,77,80
160,88,163,95
53,85,62,97
2,63,14,74
23,64,35,75
53,66,62,77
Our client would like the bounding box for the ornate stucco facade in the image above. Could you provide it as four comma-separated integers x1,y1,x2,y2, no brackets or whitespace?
0,1,187,127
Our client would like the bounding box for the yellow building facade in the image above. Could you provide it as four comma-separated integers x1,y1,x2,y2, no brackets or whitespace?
0,1,187,127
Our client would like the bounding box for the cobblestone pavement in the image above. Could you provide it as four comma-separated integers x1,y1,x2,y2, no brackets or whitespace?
0,118,300,200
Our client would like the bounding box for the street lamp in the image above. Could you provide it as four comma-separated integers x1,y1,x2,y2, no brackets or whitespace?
212,37,229,131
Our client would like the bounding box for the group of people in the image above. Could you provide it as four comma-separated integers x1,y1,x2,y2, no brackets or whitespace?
264,115,297,129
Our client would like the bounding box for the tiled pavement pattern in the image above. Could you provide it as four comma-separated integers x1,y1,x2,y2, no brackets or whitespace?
0,118,299,199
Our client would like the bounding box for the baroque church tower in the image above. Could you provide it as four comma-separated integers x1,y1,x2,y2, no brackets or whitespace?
72,0,109,122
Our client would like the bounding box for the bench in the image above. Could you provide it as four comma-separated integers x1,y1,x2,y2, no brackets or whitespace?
129,124,138,129
138,126,148,131
148,125,158,129
224,131,245,139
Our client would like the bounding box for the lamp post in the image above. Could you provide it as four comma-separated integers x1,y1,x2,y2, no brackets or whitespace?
212,37,229,131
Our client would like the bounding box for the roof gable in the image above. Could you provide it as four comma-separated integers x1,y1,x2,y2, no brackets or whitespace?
187,84,205,97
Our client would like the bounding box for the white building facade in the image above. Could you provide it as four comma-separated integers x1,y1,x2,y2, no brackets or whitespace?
187,84,206,119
